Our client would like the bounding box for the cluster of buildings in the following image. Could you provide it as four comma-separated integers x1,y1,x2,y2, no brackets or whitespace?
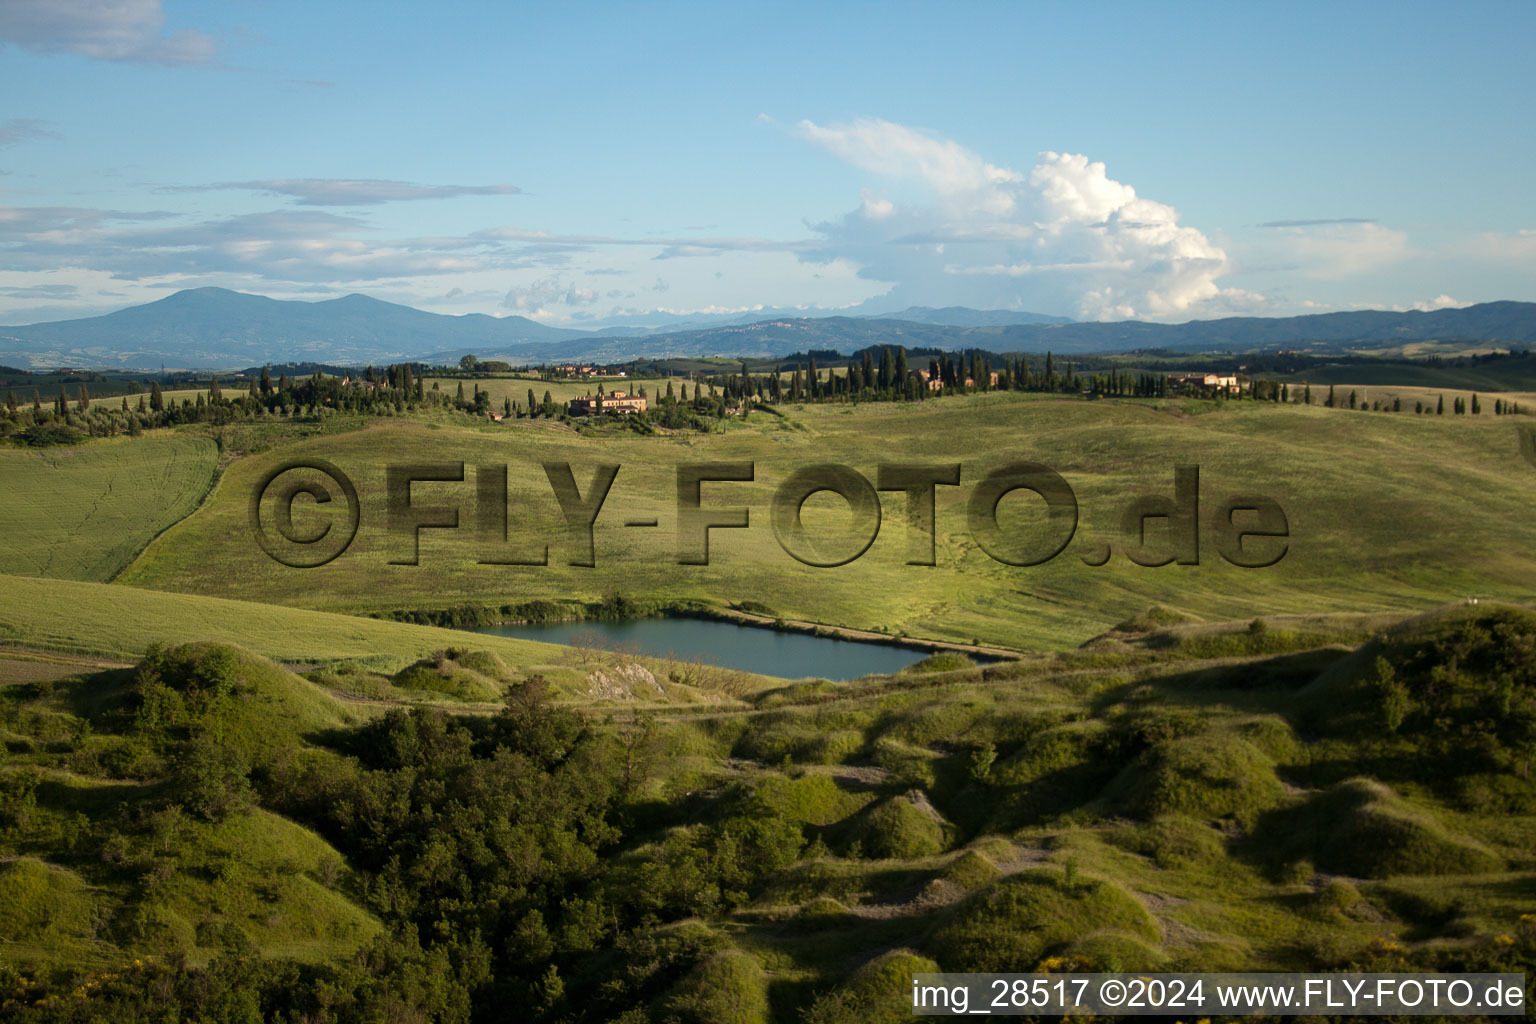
909,368,1000,391
551,364,627,379
1169,372,1241,394
568,389,647,415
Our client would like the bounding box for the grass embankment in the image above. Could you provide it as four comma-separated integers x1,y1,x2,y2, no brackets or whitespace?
0,574,784,701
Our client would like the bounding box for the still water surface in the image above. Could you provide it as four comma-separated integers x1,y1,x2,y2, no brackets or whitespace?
467,617,928,681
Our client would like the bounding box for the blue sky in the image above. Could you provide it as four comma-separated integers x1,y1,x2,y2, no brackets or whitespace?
2,0,1533,328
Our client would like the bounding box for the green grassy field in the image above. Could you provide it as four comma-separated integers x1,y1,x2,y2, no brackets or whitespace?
424,375,674,407
110,392,1536,652
0,434,219,581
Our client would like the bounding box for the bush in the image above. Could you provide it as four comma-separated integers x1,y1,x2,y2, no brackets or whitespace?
171,733,252,821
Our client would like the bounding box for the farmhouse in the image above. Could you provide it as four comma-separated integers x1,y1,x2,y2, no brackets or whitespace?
1170,372,1240,394
568,389,647,415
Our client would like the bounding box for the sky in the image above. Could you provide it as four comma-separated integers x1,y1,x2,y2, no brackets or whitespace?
1,0,1533,329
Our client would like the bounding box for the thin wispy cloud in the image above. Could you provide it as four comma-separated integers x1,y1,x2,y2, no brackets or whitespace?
1260,218,1376,228
0,206,482,282
0,0,217,66
161,178,524,206
0,119,62,148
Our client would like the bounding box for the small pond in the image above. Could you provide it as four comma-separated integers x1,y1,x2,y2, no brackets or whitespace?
466,616,934,681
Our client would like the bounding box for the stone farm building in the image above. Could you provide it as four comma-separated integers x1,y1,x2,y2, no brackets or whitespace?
568,390,647,415
1170,372,1240,394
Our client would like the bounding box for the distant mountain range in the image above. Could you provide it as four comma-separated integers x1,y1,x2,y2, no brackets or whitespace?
0,287,1532,369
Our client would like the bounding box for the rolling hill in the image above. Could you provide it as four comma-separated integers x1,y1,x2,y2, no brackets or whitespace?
2,286,1533,369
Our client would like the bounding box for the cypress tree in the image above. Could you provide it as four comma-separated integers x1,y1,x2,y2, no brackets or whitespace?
5,389,15,414
528,388,537,412
1326,384,1335,408
77,384,89,412
543,389,552,408
1437,394,1444,415
209,374,221,402
32,388,41,413
260,365,273,395
150,381,164,412
1472,393,1481,414
249,377,259,400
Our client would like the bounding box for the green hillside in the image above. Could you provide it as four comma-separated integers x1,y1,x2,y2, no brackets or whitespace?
0,606,1532,1019
0,435,218,581
116,392,1536,651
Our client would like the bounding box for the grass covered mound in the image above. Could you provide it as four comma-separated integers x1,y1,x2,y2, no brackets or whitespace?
851,792,947,860
0,858,99,965
799,948,942,1024
903,652,976,674
1255,778,1502,878
663,949,771,1024
390,648,510,701
130,641,360,760
1113,605,1203,634
1105,731,1287,827
926,869,1158,972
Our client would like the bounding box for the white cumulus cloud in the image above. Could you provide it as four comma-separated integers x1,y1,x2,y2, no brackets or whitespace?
795,118,1255,320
